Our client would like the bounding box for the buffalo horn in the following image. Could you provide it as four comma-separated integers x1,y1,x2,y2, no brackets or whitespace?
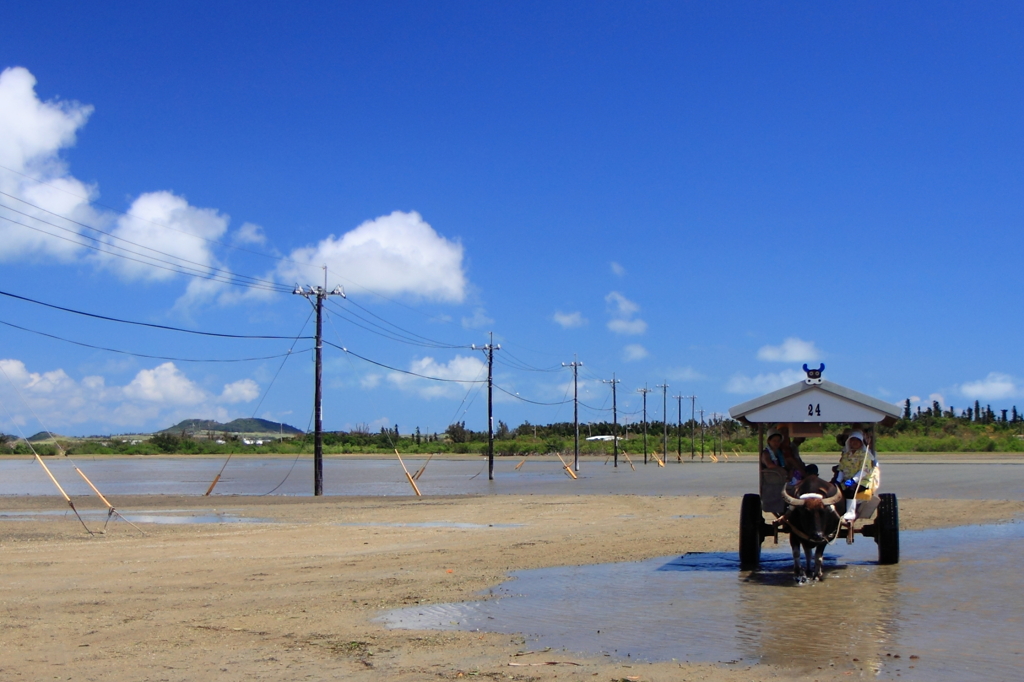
780,487,805,507
822,485,843,506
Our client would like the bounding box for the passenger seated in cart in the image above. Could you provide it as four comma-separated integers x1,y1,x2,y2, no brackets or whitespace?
760,427,806,484
832,430,880,521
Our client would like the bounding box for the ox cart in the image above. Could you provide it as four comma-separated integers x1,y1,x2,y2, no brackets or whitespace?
728,366,901,572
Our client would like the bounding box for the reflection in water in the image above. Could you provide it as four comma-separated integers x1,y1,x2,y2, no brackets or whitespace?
382,521,1024,680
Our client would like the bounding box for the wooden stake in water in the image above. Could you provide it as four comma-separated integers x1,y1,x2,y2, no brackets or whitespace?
554,451,578,480
412,453,434,481
72,466,146,534
394,449,422,496
205,453,234,496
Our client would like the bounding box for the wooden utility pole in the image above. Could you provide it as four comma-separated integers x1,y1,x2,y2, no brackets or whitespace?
603,375,620,467
563,356,583,472
293,279,344,496
699,408,705,461
473,333,501,480
657,382,668,465
674,394,683,462
638,385,652,465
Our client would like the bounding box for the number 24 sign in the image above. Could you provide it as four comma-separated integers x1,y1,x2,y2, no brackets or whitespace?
807,403,821,416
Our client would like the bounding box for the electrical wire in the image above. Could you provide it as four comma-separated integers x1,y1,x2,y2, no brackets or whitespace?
0,317,312,363
0,163,314,270
326,298,469,349
342,297,471,349
0,289,313,339
0,209,288,293
492,383,573,406
322,340,486,383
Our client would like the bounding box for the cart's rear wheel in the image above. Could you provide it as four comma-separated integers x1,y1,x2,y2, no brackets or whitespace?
876,493,899,565
739,493,763,569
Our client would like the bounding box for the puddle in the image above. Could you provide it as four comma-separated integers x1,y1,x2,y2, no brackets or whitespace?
338,521,521,529
382,521,1024,680
0,509,273,524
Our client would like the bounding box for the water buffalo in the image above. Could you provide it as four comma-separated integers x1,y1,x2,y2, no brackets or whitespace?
780,475,843,582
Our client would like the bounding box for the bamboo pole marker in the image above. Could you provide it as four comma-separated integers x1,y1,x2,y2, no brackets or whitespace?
554,451,578,479
32,452,93,535
412,452,434,481
394,449,422,496
651,451,665,467
205,453,234,496
621,450,636,472
72,466,146,534
515,454,528,470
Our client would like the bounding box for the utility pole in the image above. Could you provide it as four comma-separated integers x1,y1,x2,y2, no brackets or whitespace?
674,395,683,462
657,382,668,464
602,374,621,467
689,396,696,460
563,355,583,472
638,384,652,465
293,278,345,496
699,408,705,461
473,333,500,480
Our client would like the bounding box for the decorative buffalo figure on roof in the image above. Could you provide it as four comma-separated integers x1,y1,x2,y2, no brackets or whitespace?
779,472,843,582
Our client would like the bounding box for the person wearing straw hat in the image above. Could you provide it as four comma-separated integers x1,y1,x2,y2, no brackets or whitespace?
833,430,879,521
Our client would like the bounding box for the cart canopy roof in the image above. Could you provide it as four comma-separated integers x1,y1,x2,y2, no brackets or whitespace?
728,378,901,426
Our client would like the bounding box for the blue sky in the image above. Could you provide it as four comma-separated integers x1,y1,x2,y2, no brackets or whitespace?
1,2,1022,437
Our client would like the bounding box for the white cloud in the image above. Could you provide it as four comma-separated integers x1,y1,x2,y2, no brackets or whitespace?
666,366,706,382
387,354,487,398
623,344,648,361
233,222,266,245
461,308,494,329
605,291,646,335
756,337,822,363
0,66,101,263
725,369,805,394
553,311,586,329
610,261,626,277
0,358,260,431
220,379,260,404
280,211,466,303
97,191,229,281
360,373,382,389
0,67,254,306
123,362,208,405
608,318,648,335
959,372,1021,400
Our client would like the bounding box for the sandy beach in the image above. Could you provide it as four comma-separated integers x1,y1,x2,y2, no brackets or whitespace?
3,485,1023,682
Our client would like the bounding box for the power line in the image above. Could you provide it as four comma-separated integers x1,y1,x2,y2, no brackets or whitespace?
322,340,487,383
492,383,573,406
0,199,290,292
342,297,470,349
326,298,469,349
0,288,312,339
0,163,314,270
0,318,313,363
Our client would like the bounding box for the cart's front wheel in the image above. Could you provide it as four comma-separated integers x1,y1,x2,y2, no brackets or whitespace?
876,493,899,565
739,493,763,569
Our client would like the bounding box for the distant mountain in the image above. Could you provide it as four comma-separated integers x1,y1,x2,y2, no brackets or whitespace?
27,431,62,442
160,418,304,435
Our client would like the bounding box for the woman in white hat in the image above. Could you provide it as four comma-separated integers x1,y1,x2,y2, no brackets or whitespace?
834,430,879,521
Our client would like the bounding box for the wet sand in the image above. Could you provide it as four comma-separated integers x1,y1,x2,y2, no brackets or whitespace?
3,489,1023,681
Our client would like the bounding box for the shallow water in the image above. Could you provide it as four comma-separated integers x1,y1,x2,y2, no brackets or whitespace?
381,521,1024,680
0,508,273,524
2,456,1023,499
337,521,521,529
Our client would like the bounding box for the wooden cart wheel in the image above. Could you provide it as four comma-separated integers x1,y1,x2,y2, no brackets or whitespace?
739,493,763,569
876,493,900,565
